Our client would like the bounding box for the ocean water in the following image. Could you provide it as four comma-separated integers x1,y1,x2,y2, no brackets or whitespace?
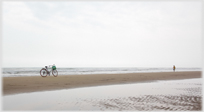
2,67,201,77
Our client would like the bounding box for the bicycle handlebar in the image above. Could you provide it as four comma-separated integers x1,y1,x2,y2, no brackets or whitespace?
48,65,53,67
45,65,53,68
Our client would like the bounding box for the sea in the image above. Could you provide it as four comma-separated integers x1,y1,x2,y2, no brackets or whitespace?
2,67,202,77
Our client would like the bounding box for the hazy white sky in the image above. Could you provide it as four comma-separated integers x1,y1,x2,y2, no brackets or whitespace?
2,1,202,68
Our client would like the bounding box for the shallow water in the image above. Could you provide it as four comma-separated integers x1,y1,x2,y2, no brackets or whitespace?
3,78,202,111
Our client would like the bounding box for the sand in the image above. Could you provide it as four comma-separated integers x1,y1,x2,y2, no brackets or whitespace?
3,78,202,110
3,71,202,95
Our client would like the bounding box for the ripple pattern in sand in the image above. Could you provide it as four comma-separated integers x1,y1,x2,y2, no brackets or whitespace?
76,82,202,111
81,95,201,111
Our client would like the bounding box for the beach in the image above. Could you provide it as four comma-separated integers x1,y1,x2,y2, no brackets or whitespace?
3,71,201,95
3,77,202,110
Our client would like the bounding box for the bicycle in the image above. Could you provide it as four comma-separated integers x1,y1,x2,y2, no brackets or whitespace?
40,64,58,77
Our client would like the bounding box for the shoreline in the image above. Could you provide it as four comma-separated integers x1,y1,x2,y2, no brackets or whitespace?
2,70,202,77
3,71,202,96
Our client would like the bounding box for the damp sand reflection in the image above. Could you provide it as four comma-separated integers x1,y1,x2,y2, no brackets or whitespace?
3,78,202,111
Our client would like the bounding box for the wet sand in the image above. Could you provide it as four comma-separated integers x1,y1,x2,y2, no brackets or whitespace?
3,78,202,111
3,71,202,95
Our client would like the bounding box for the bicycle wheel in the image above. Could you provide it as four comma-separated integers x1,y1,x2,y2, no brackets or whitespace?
40,68,48,77
52,69,58,77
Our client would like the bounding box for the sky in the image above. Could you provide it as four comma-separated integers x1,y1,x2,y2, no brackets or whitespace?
2,1,202,68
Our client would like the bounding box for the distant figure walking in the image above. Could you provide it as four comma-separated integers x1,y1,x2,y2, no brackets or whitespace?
173,65,176,72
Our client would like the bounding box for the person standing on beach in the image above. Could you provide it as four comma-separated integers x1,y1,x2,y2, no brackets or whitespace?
173,65,176,72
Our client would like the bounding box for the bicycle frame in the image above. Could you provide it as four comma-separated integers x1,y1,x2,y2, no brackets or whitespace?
40,65,58,77
45,65,54,75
